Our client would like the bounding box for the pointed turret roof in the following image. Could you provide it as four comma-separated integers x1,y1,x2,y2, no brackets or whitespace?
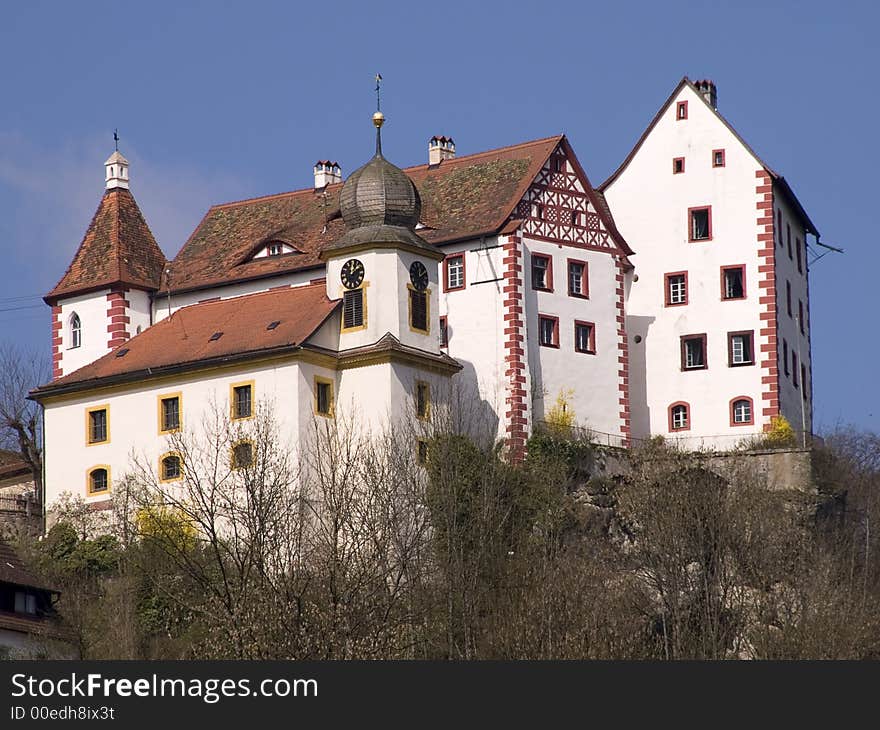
45,160,166,303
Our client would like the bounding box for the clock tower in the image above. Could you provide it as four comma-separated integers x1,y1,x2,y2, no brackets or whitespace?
321,111,444,353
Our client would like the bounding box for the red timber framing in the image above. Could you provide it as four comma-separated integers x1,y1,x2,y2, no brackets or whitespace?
756,169,780,429
502,232,528,462
514,143,632,447
106,287,131,350
51,305,62,379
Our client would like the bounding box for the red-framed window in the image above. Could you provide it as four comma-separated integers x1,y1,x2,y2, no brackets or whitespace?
531,253,553,292
721,265,746,300
570,210,581,227
712,149,726,167
443,253,466,292
680,334,708,370
538,314,559,348
664,271,688,306
439,316,448,348
668,401,691,432
676,101,688,120
574,320,596,354
730,396,754,426
688,206,712,241
567,259,589,298
673,157,685,174
727,330,755,367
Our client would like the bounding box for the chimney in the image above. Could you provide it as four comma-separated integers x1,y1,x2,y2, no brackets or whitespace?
694,79,717,109
428,135,456,165
314,160,342,189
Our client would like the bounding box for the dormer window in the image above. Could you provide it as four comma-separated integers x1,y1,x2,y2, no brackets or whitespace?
267,242,284,256
251,240,297,259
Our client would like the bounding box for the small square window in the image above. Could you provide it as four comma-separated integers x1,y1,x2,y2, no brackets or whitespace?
673,157,685,174
161,454,182,481
567,260,588,298
665,272,687,306
669,403,689,431
712,149,726,167
681,334,707,370
574,321,595,354
728,331,754,367
689,206,711,241
731,398,753,425
676,101,688,120
88,467,109,494
232,442,253,469
721,266,745,300
444,254,465,291
539,315,559,348
531,254,553,291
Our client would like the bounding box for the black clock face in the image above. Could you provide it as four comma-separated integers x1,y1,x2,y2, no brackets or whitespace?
340,259,364,290
409,261,429,291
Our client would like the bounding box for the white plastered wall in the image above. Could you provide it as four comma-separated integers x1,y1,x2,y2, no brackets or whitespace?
57,290,111,376
604,83,773,449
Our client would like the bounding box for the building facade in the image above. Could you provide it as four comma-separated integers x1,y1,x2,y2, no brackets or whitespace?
32,78,819,510
601,78,817,450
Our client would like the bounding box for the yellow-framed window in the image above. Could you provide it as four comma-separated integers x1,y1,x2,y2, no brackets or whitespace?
231,440,254,470
158,392,182,434
85,405,109,445
230,381,255,421
159,452,183,482
314,376,334,417
415,380,430,420
86,465,111,495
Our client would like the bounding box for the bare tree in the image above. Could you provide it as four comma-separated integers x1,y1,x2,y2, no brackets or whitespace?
0,344,46,494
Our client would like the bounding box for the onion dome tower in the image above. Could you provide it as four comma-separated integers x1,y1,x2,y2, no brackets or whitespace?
322,110,443,352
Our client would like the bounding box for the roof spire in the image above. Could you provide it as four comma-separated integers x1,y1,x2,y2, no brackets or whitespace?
104,136,130,190
373,73,385,156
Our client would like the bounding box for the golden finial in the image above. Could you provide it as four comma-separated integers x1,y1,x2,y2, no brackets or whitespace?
372,111,385,128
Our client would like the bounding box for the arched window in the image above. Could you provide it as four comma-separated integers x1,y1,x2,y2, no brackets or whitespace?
88,467,109,495
160,453,182,482
669,402,690,432
730,397,754,426
69,312,81,349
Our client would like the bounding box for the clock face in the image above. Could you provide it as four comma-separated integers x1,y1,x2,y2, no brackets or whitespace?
409,261,429,291
340,259,364,290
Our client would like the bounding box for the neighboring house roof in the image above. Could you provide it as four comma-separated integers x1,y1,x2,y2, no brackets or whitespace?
0,540,55,593
164,135,630,295
31,283,340,394
45,188,167,304
598,77,819,237
0,450,30,482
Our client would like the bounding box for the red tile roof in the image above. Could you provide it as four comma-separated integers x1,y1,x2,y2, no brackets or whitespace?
34,282,339,391
45,188,167,303
0,450,31,482
0,539,55,593
164,135,627,294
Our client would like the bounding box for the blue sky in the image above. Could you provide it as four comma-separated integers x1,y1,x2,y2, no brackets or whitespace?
0,0,876,432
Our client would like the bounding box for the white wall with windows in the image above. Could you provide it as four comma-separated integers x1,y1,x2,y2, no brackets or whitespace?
56,289,113,376
603,82,786,448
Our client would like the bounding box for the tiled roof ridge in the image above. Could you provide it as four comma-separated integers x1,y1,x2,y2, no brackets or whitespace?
203,135,564,213
167,279,331,319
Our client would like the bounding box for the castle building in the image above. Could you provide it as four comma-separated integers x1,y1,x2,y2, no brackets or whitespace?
601,79,817,448
31,78,819,509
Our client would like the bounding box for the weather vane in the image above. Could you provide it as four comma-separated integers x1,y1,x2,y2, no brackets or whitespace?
113,129,119,151
375,73,382,112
